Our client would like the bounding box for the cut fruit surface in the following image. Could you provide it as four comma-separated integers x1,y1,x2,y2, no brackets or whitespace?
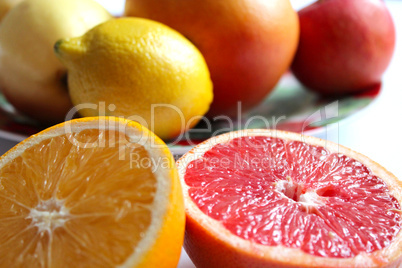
176,130,402,268
0,117,185,267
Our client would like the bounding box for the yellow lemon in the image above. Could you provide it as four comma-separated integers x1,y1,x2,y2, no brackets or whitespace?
0,0,112,123
55,18,213,140
0,116,185,267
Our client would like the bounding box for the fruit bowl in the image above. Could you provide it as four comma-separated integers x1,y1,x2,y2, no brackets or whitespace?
0,73,381,156
168,73,381,155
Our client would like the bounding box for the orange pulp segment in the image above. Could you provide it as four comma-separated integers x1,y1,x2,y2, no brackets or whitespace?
0,117,184,267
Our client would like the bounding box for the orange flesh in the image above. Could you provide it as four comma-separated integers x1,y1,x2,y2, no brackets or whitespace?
0,129,156,267
184,136,402,258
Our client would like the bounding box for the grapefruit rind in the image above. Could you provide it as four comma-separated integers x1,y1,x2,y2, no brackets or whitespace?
176,129,402,268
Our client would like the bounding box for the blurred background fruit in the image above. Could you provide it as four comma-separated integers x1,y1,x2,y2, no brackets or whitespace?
291,0,395,95
55,18,213,140
0,0,22,21
125,0,299,117
0,0,111,123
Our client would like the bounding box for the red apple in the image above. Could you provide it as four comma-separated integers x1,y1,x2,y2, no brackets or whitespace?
291,0,395,95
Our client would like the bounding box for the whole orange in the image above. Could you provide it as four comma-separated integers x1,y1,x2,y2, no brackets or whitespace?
125,0,299,117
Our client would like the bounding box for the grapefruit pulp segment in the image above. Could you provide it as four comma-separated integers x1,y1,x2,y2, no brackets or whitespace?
182,134,402,259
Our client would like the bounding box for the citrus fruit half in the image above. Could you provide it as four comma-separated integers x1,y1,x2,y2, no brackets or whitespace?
0,117,184,267
177,130,402,267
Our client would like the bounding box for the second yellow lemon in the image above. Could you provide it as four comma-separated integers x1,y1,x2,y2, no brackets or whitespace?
55,18,213,140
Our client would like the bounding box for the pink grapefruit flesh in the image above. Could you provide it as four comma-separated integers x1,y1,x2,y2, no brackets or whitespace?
184,136,402,258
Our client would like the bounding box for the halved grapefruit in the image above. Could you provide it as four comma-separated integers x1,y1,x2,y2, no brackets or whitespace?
0,117,184,267
176,129,402,267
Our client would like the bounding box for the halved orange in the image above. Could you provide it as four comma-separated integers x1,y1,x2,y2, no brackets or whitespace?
0,117,184,267
177,129,402,267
